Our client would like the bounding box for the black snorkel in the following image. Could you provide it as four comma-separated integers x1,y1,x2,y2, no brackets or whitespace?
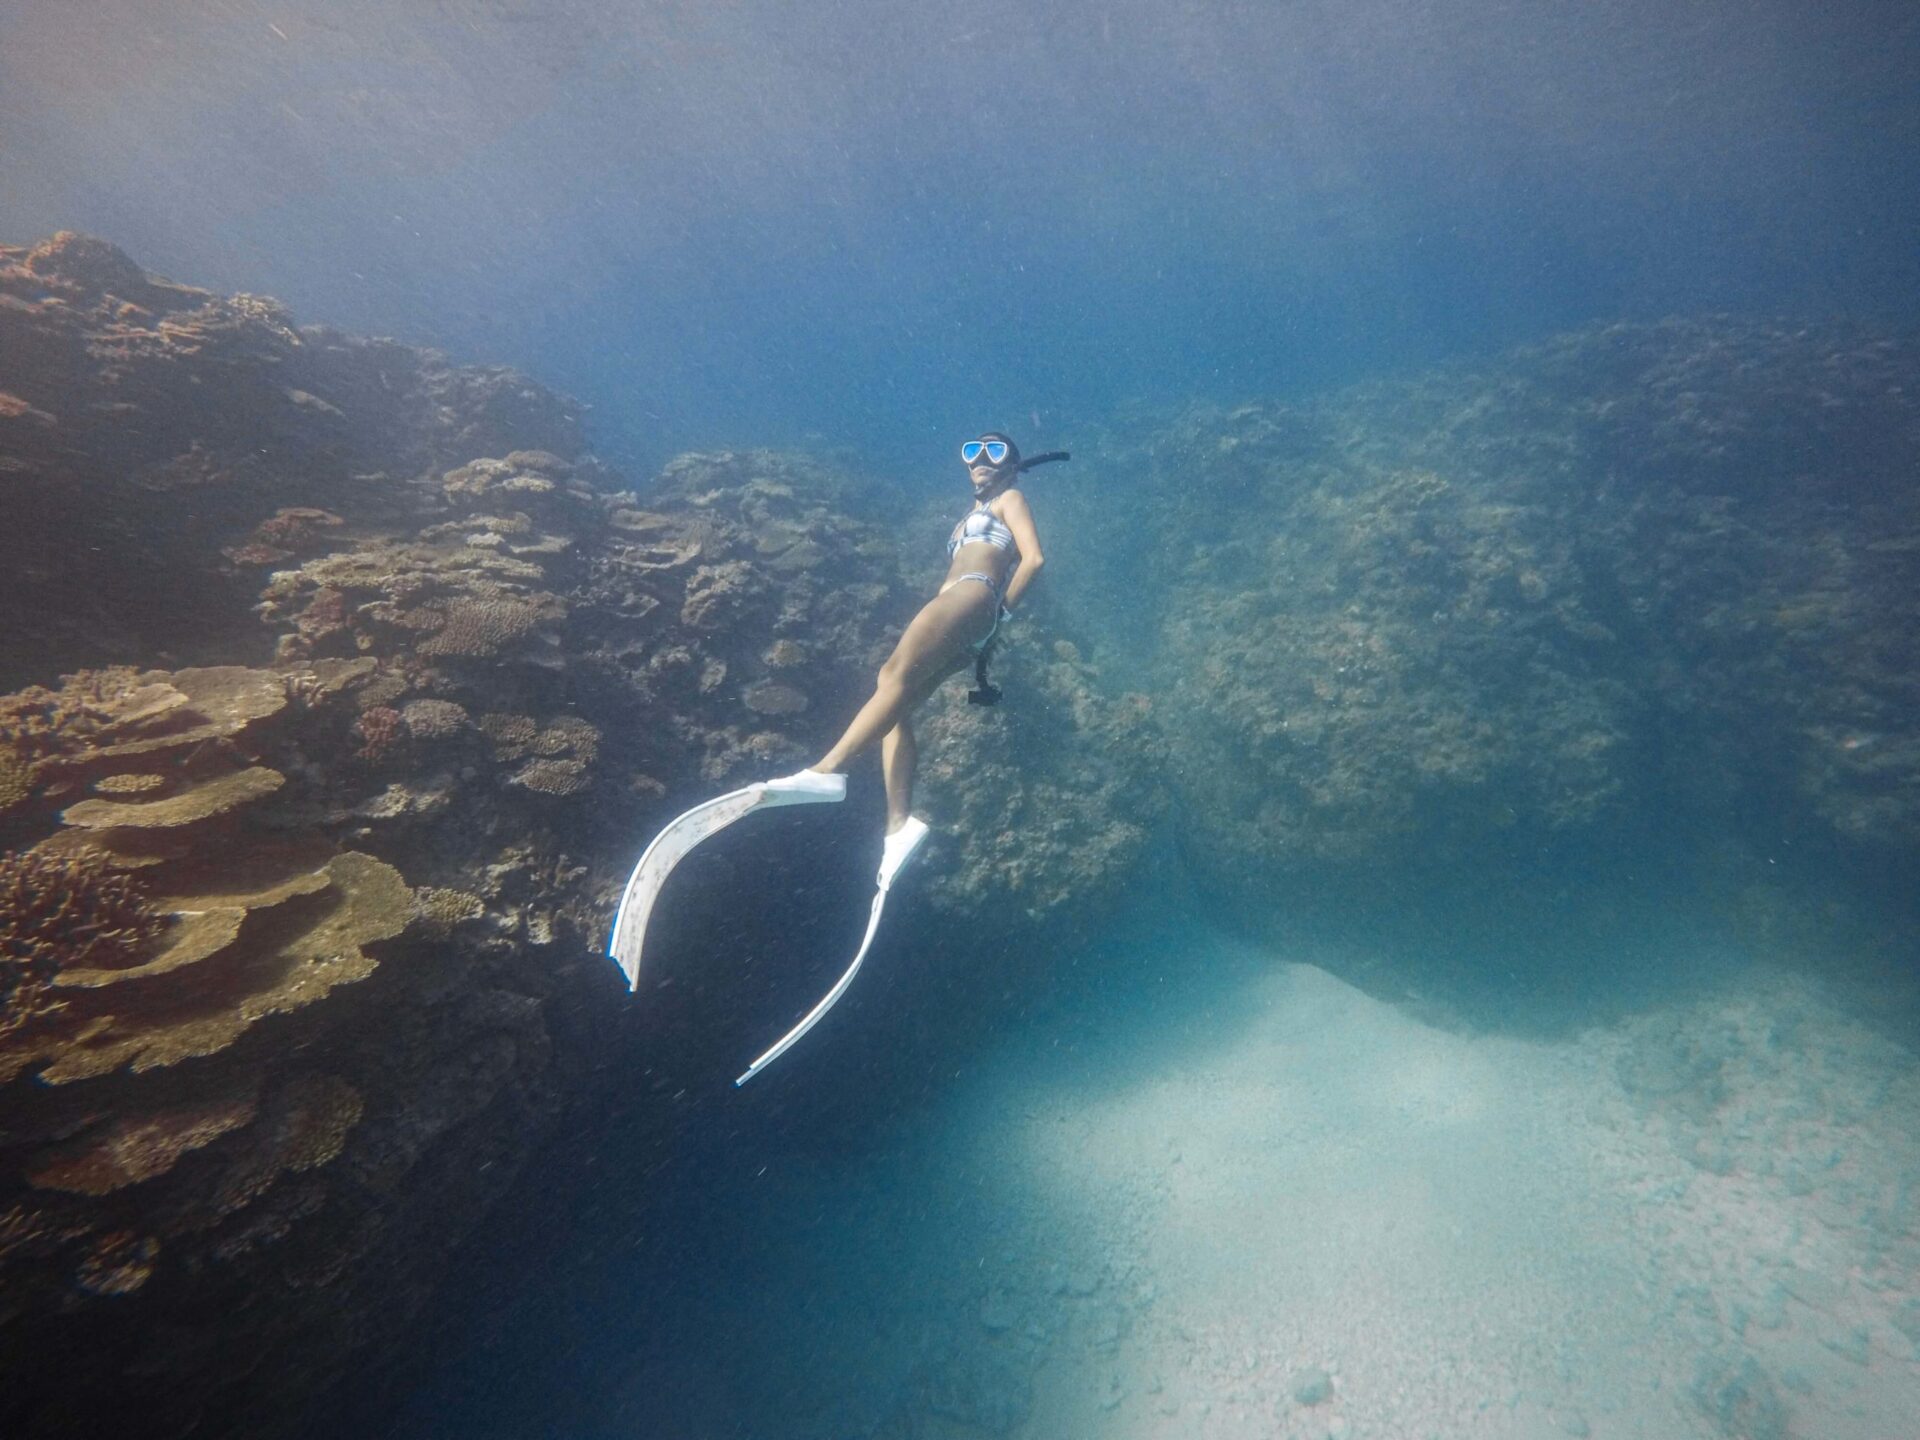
966,442,1069,707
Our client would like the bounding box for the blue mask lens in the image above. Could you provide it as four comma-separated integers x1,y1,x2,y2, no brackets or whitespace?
963,440,1009,465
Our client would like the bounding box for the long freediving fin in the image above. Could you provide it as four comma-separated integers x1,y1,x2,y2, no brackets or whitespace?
606,771,845,991
736,885,889,1086
734,816,929,1086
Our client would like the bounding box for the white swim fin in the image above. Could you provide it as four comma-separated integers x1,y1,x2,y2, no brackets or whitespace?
734,817,931,1086
606,770,845,991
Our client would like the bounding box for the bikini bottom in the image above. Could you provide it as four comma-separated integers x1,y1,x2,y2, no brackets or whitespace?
949,572,1009,654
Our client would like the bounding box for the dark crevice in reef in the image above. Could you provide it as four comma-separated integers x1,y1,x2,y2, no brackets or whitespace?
2,235,1917,1437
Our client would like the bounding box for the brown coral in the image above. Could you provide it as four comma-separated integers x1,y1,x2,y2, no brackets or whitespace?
0,849,411,1086
75,1231,161,1296
91,772,166,795
28,1092,261,1196
416,594,558,657
1,847,165,1036
352,706,404,763
0,668,187,764
742,680,809,716
412,887,486,937
477,712,538,759
210,1075,364,1218
400,698,470,740
0,744,30,813
509,758,588,796
61,767,285,829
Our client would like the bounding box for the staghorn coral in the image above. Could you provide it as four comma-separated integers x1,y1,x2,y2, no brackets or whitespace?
1,847,165,1035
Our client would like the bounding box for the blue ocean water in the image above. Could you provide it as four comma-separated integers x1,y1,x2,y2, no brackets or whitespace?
4,4,1919,1438
3,3,1916,476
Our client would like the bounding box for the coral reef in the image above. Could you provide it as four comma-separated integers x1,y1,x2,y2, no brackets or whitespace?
1042,318,1920,919
0,232,584,689
913,640,1168,925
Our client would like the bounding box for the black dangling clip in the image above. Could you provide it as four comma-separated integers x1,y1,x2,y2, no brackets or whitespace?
967,648,1002,707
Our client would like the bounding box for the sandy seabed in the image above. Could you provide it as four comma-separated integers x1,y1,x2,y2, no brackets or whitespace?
615,932,1920,1440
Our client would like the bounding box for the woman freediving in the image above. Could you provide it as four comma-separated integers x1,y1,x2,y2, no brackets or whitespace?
607,432,1065,1083
776,430,1049,881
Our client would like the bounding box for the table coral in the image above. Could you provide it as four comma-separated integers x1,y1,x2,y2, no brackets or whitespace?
61,766,286,828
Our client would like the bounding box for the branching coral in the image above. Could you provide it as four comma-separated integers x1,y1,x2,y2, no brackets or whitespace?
1,847,164,1036
352,706,404,763
0,744,30,813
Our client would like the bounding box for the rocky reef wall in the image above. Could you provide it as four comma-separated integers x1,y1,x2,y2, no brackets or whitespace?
1039,318,1920,942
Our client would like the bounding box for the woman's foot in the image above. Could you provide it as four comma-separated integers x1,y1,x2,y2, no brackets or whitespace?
877,816,930,891
760,768,847,802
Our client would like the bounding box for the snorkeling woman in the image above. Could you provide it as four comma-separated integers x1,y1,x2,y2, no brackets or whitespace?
609,432,1066,1082
774,431,1048,879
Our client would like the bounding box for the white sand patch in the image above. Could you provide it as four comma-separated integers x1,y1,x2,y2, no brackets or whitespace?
951,955,1920,1440
599,936,1919,1440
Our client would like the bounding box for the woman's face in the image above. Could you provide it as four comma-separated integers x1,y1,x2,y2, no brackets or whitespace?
963,438,1013,492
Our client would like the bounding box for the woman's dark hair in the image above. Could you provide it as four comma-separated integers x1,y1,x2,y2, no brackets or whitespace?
978,431,1022,470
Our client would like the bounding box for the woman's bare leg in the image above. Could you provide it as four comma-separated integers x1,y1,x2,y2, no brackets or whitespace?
879,720,915,833
810,586,989,774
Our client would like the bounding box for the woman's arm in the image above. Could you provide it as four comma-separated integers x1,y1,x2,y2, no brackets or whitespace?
996,488,1045,611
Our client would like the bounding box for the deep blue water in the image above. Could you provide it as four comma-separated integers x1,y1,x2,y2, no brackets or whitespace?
3,2,1916,475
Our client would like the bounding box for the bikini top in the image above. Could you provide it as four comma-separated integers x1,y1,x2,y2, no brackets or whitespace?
947,501,1017,559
